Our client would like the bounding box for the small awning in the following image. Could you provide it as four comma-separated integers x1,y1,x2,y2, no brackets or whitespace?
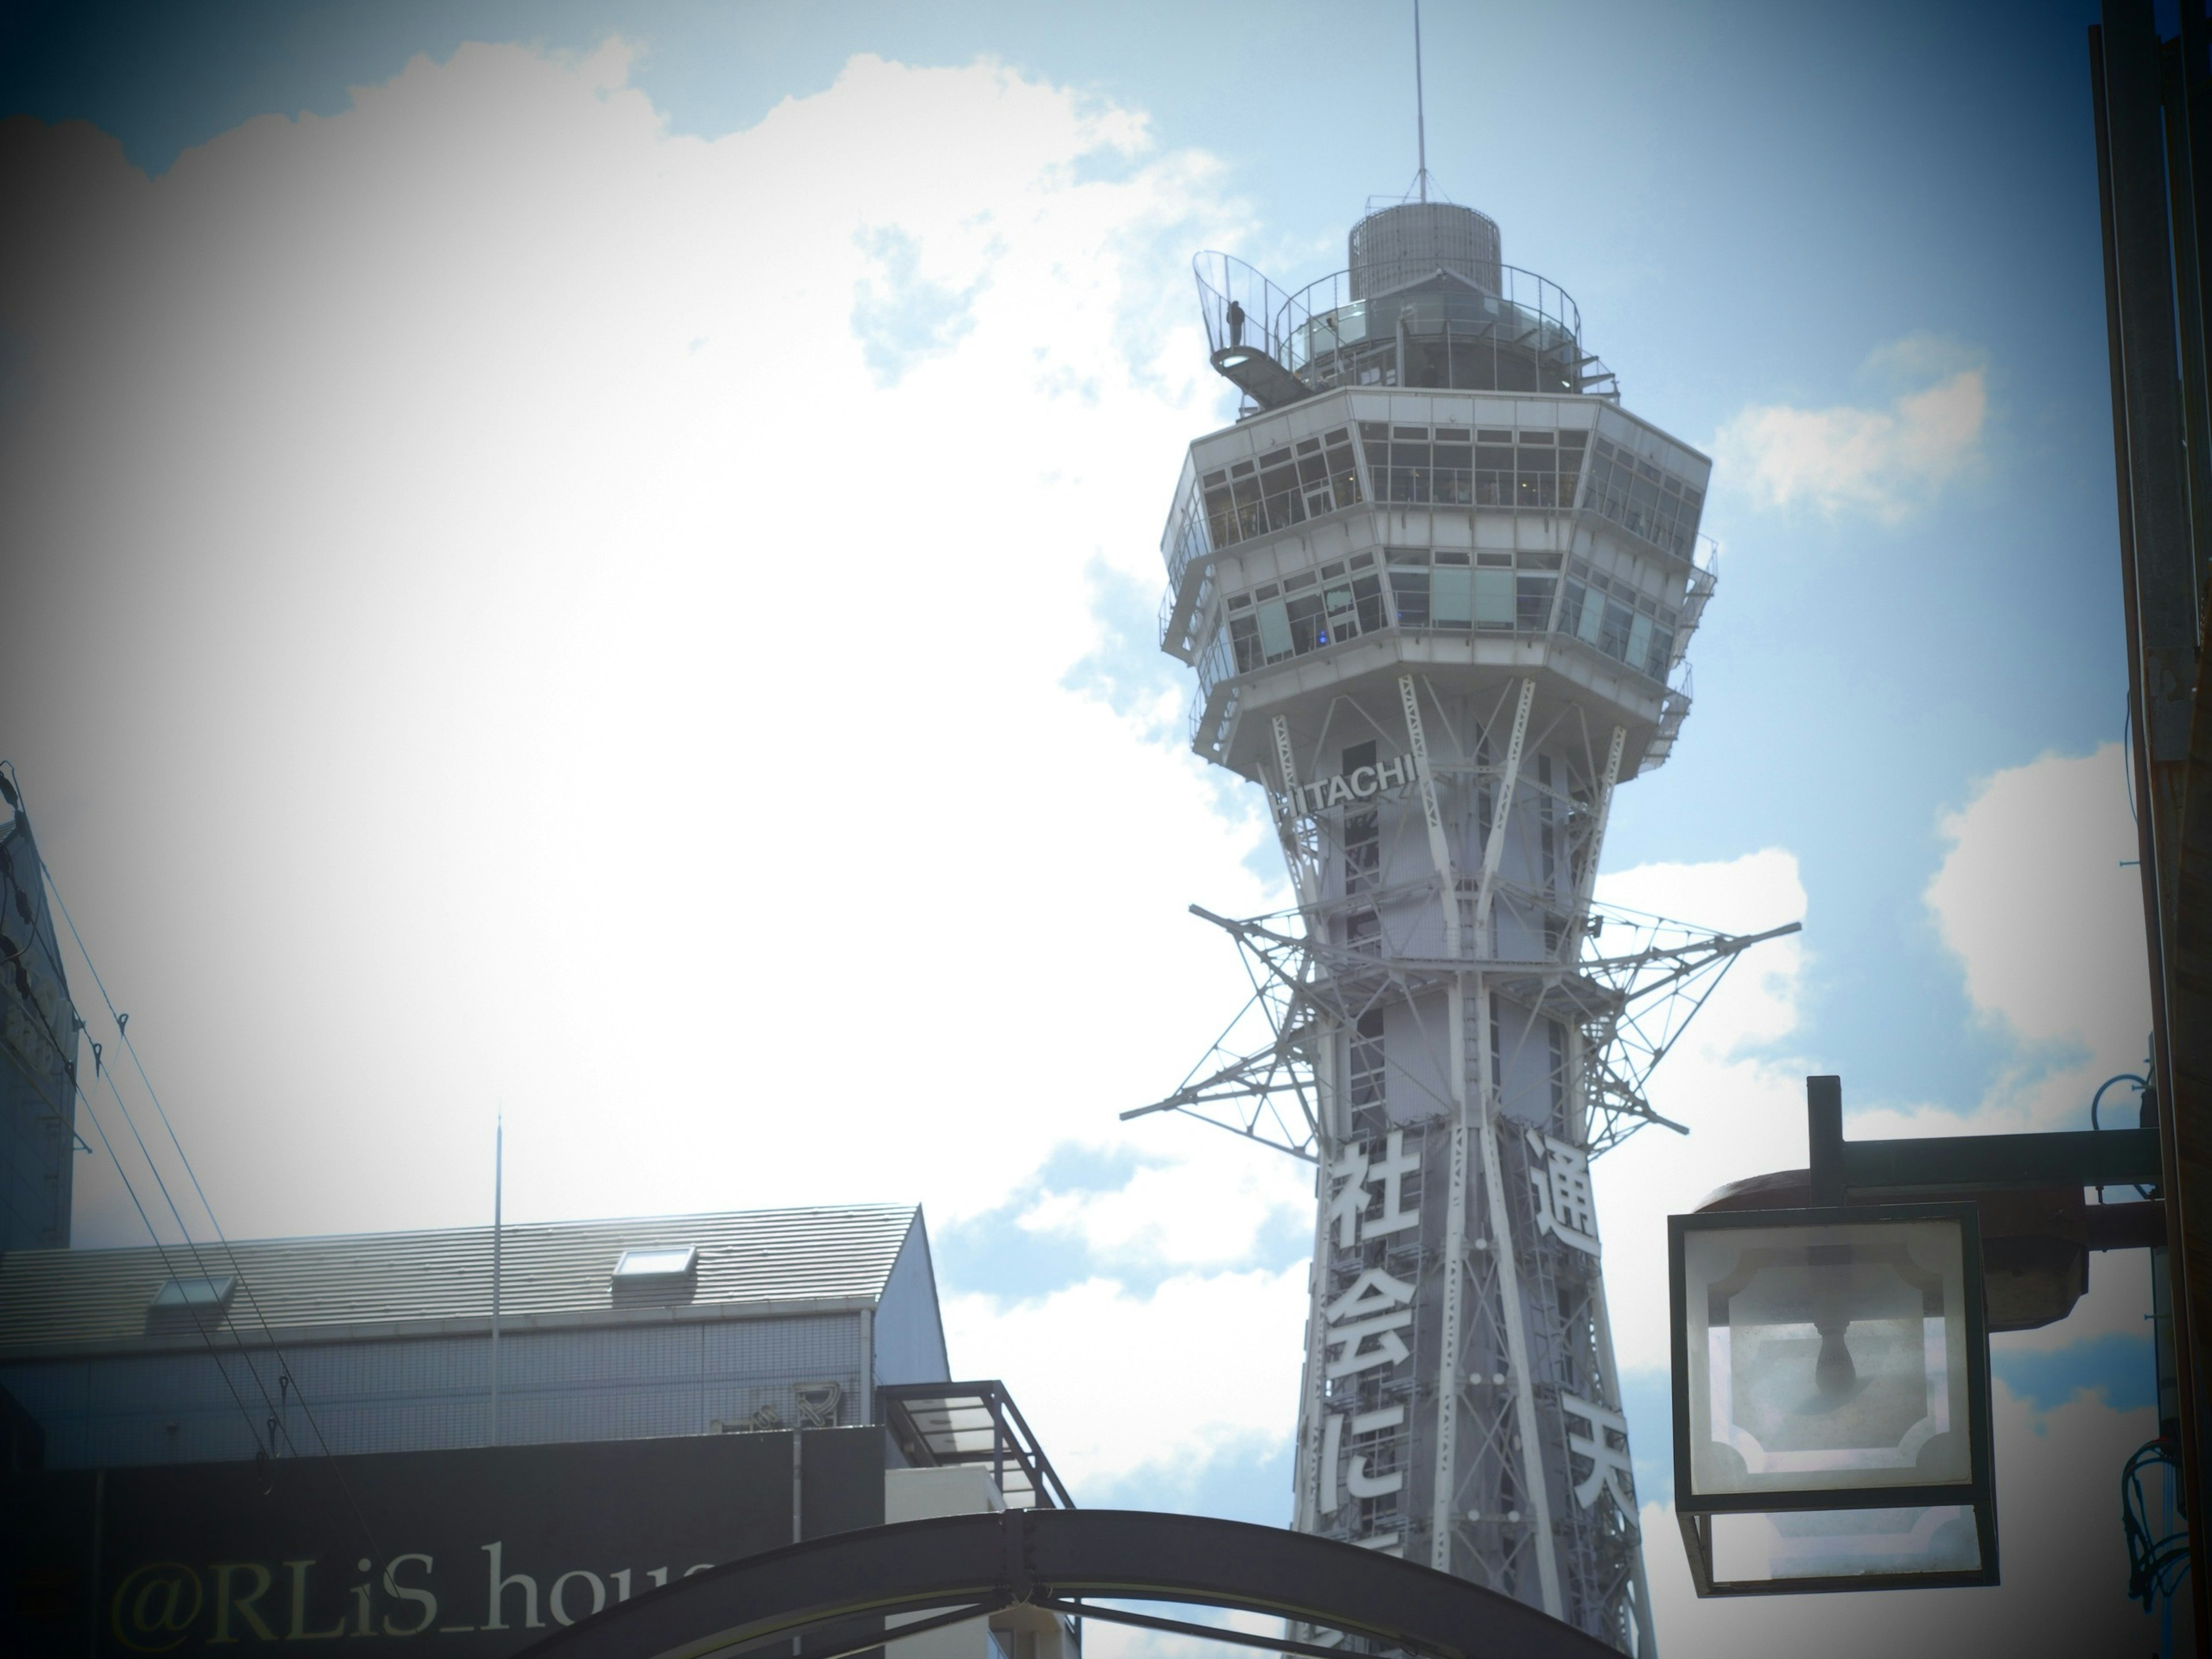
876,1380,1073,1511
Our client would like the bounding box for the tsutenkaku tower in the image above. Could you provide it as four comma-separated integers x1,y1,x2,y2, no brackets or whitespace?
1139,201,1738,1655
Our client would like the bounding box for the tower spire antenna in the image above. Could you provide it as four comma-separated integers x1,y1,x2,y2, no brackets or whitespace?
1413,0,1429,203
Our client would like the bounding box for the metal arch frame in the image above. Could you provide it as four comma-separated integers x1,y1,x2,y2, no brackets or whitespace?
515,1508,1622,1659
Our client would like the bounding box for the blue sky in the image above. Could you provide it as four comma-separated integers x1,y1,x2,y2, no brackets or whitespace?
0,2,2172,1653
1,0,2129,1106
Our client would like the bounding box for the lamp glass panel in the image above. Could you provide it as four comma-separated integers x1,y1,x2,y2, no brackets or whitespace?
1709,1505,1983,1584
1683,1217,1972,1497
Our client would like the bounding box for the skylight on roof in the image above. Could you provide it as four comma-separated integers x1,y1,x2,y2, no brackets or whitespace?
150,1275,236,1311
613,1247,696,1281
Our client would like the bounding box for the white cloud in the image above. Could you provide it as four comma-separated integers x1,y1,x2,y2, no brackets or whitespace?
1715,336,1986,523
0,45,1285,1255
1014,1142,1309,1270
1923,743,2149,1111
940,1263,1308,1495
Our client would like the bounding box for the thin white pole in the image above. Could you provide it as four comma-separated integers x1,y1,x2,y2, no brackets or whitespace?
490,1113,502,1446
1414,0,1429,203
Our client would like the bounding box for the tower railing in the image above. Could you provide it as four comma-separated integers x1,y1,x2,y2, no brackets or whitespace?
1277,264,1584,373
1192,252,1304,366
1194,255,1616,403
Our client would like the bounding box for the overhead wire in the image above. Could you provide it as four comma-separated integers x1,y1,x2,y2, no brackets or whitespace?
70,1082,269,1461
3,766,384,1560
41,862,385,1558
6,834,293,1438
0,831,274,1463
11,875,304,1472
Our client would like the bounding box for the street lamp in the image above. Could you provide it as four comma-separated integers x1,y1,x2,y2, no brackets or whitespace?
1669,1073,2164,1596
1669,1200,1996,1593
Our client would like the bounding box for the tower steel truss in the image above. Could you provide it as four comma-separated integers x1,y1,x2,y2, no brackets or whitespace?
1127,687,1793,1653
1135,198,1795,1654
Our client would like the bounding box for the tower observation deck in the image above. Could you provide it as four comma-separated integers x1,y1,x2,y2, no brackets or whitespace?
1138,201,1744,1655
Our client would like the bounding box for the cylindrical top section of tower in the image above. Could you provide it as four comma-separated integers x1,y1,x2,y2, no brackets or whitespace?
1348,202,1502,300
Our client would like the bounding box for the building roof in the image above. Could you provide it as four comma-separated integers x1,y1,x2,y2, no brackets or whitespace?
0,1203,924,1358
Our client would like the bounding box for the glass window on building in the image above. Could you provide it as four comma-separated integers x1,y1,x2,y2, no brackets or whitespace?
1196,427,1363,554
1475,430,1513,506
1359,421,1389,494
1230,461,1264,541
1582,435,1703,558
1557,429,1587,507
1259,446,1300,532
1388,426,1431,503
1202,468,1234,547
1598,599,1635,660
1515,431,1556,509
1473,568,1516,628
1257,593,1293,661
1346,574,1385,635
1626,612,1653,674
1431,560,1473,627
1517,574,1557,632
1229,611,1260,672
1388,558,1430,627
1296,438,1335,514
1324,428,1363,511
1433,427,1472,505
1324,575,1362,643
1575,584,1605,645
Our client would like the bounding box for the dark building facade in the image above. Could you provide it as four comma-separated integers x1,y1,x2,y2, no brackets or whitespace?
0,786,78,1252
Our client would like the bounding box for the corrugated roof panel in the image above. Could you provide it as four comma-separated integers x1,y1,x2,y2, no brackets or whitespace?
0,1204,919,1355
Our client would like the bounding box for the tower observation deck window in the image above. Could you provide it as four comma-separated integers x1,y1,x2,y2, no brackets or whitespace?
1215,547,1639,676
1584,435,1700,558
1475,562,1517,628
1365,422,1583,511
1286,584,1328,654
1561,560,1676,680
1431,555,1474,626
1386,552,1429,627
1518,571,1559,631
1201,428,1361,548
1228,555,1382,672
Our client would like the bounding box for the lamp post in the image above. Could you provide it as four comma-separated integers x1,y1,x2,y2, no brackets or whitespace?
1669,1074,2165,1595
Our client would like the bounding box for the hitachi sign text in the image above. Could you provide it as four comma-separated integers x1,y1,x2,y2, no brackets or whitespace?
1291,753,1421,815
